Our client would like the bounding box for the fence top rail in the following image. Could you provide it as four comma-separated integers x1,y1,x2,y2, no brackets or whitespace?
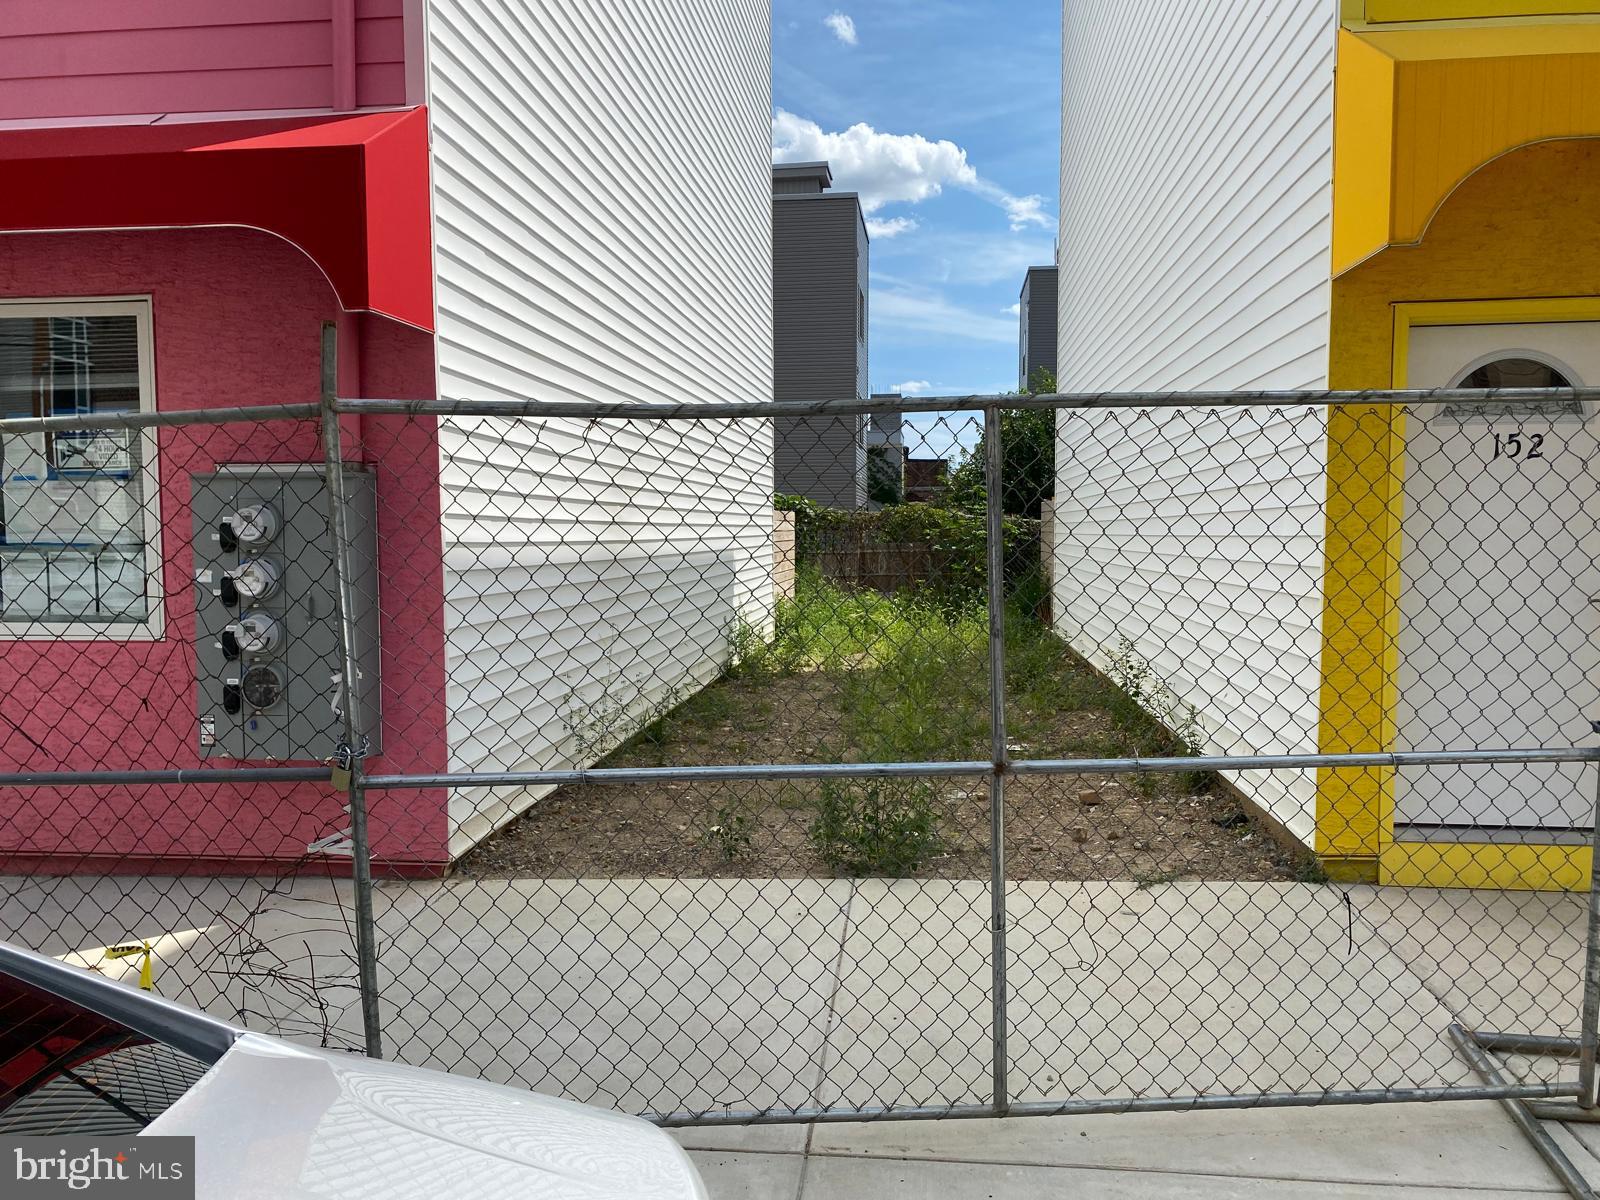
334,386,1600,421
0,401,321,436
0,389,1587,432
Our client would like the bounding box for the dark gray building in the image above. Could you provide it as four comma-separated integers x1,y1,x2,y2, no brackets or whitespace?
772,161,869,508
1018,265,1058,390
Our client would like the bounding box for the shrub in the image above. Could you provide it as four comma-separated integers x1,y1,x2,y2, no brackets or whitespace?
866,445,903,505
941,370,1059,519
808,778,944,876
1105,636,1204,751
942,406,1057,519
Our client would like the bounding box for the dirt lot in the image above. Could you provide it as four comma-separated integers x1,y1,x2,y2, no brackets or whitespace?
458,668,1318,885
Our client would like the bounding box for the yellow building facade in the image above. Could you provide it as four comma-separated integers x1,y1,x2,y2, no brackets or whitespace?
1318,5,1600,887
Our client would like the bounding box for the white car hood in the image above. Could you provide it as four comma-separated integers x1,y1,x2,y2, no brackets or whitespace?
141,1033,707,1200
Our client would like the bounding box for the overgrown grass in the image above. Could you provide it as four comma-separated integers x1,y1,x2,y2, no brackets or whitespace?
809,778,945,875
564,570,1307,880
734,570,989,761
602,569,1214,790
1005,614,1215,793
725,569,1211,776
605,680,750,765
741,570,985,677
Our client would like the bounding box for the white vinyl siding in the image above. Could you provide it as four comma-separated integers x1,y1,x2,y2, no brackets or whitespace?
1053,409,1328,843
1054,0,1337,843
426,0,774,852
1059,0,1335,393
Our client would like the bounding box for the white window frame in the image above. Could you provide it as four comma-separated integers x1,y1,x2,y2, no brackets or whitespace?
0,297,163,641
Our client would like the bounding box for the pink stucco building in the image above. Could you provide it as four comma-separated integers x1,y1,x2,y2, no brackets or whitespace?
0,2,776,875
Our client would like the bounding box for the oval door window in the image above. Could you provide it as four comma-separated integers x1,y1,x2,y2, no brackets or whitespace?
1457,356,1573,389
1436,354,1584,422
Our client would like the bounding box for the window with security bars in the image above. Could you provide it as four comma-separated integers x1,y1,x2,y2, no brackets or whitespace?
0,300,155,630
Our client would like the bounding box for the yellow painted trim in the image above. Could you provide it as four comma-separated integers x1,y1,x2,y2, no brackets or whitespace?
1332,31,1397,276
1333,49,1600,262
1379,842,1591,890
1314,404,1404,874
1366,1,1600,21
1408,137,1600,256
1352,20,1600,59
1390,56,1600,242
1317,294,1600,884
1395,296,1600,334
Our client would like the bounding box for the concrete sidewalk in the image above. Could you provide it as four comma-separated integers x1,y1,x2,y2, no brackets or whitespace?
354,876,1578,1111
3,872,1592,1196
676,1103,1594,1198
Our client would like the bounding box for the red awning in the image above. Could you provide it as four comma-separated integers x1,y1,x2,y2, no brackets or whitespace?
0,107,433,331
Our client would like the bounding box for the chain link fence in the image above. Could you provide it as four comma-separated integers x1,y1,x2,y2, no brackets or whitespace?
4,379,1600,1174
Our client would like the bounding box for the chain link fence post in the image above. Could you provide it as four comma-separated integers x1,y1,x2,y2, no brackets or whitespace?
1578,767,1600,1108
983,400,1010,1116
319,323,384,1060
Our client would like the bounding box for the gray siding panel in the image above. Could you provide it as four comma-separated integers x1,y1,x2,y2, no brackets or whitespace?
774,414,865,508
856,209,870,402
1020,267,1057,387
773,192,866,507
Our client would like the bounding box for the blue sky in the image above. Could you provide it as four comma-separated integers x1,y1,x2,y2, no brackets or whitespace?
771,0,1060,456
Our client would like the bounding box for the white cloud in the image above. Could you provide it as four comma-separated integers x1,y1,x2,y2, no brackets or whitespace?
865,215,917,240
771,109,1052,232
873,287,1017,345
980,186,1049,231
823,12,857,44
893,380,933,394
1004,302,1021,317
874,231,1054,287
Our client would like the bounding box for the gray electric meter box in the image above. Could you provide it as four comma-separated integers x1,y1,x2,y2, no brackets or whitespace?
191,465,381,761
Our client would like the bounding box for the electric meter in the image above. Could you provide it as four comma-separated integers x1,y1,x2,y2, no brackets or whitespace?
193,466,379,760
231,611,283,656
225,503,280,550
227,558,281,602
240,664,285,710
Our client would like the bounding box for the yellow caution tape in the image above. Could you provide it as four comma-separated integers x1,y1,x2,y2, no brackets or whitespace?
103,940,154,990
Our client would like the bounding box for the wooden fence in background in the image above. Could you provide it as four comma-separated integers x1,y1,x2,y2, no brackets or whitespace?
814,532,952,594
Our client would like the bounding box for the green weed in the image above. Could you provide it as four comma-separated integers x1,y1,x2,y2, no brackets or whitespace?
809,778,945,876
1291,855,1330,884
700,796,756,864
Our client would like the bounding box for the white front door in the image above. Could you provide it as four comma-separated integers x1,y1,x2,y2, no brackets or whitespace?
1394,321,1600,833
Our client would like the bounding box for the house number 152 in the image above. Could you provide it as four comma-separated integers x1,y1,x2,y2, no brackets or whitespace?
1490,431,1546,460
